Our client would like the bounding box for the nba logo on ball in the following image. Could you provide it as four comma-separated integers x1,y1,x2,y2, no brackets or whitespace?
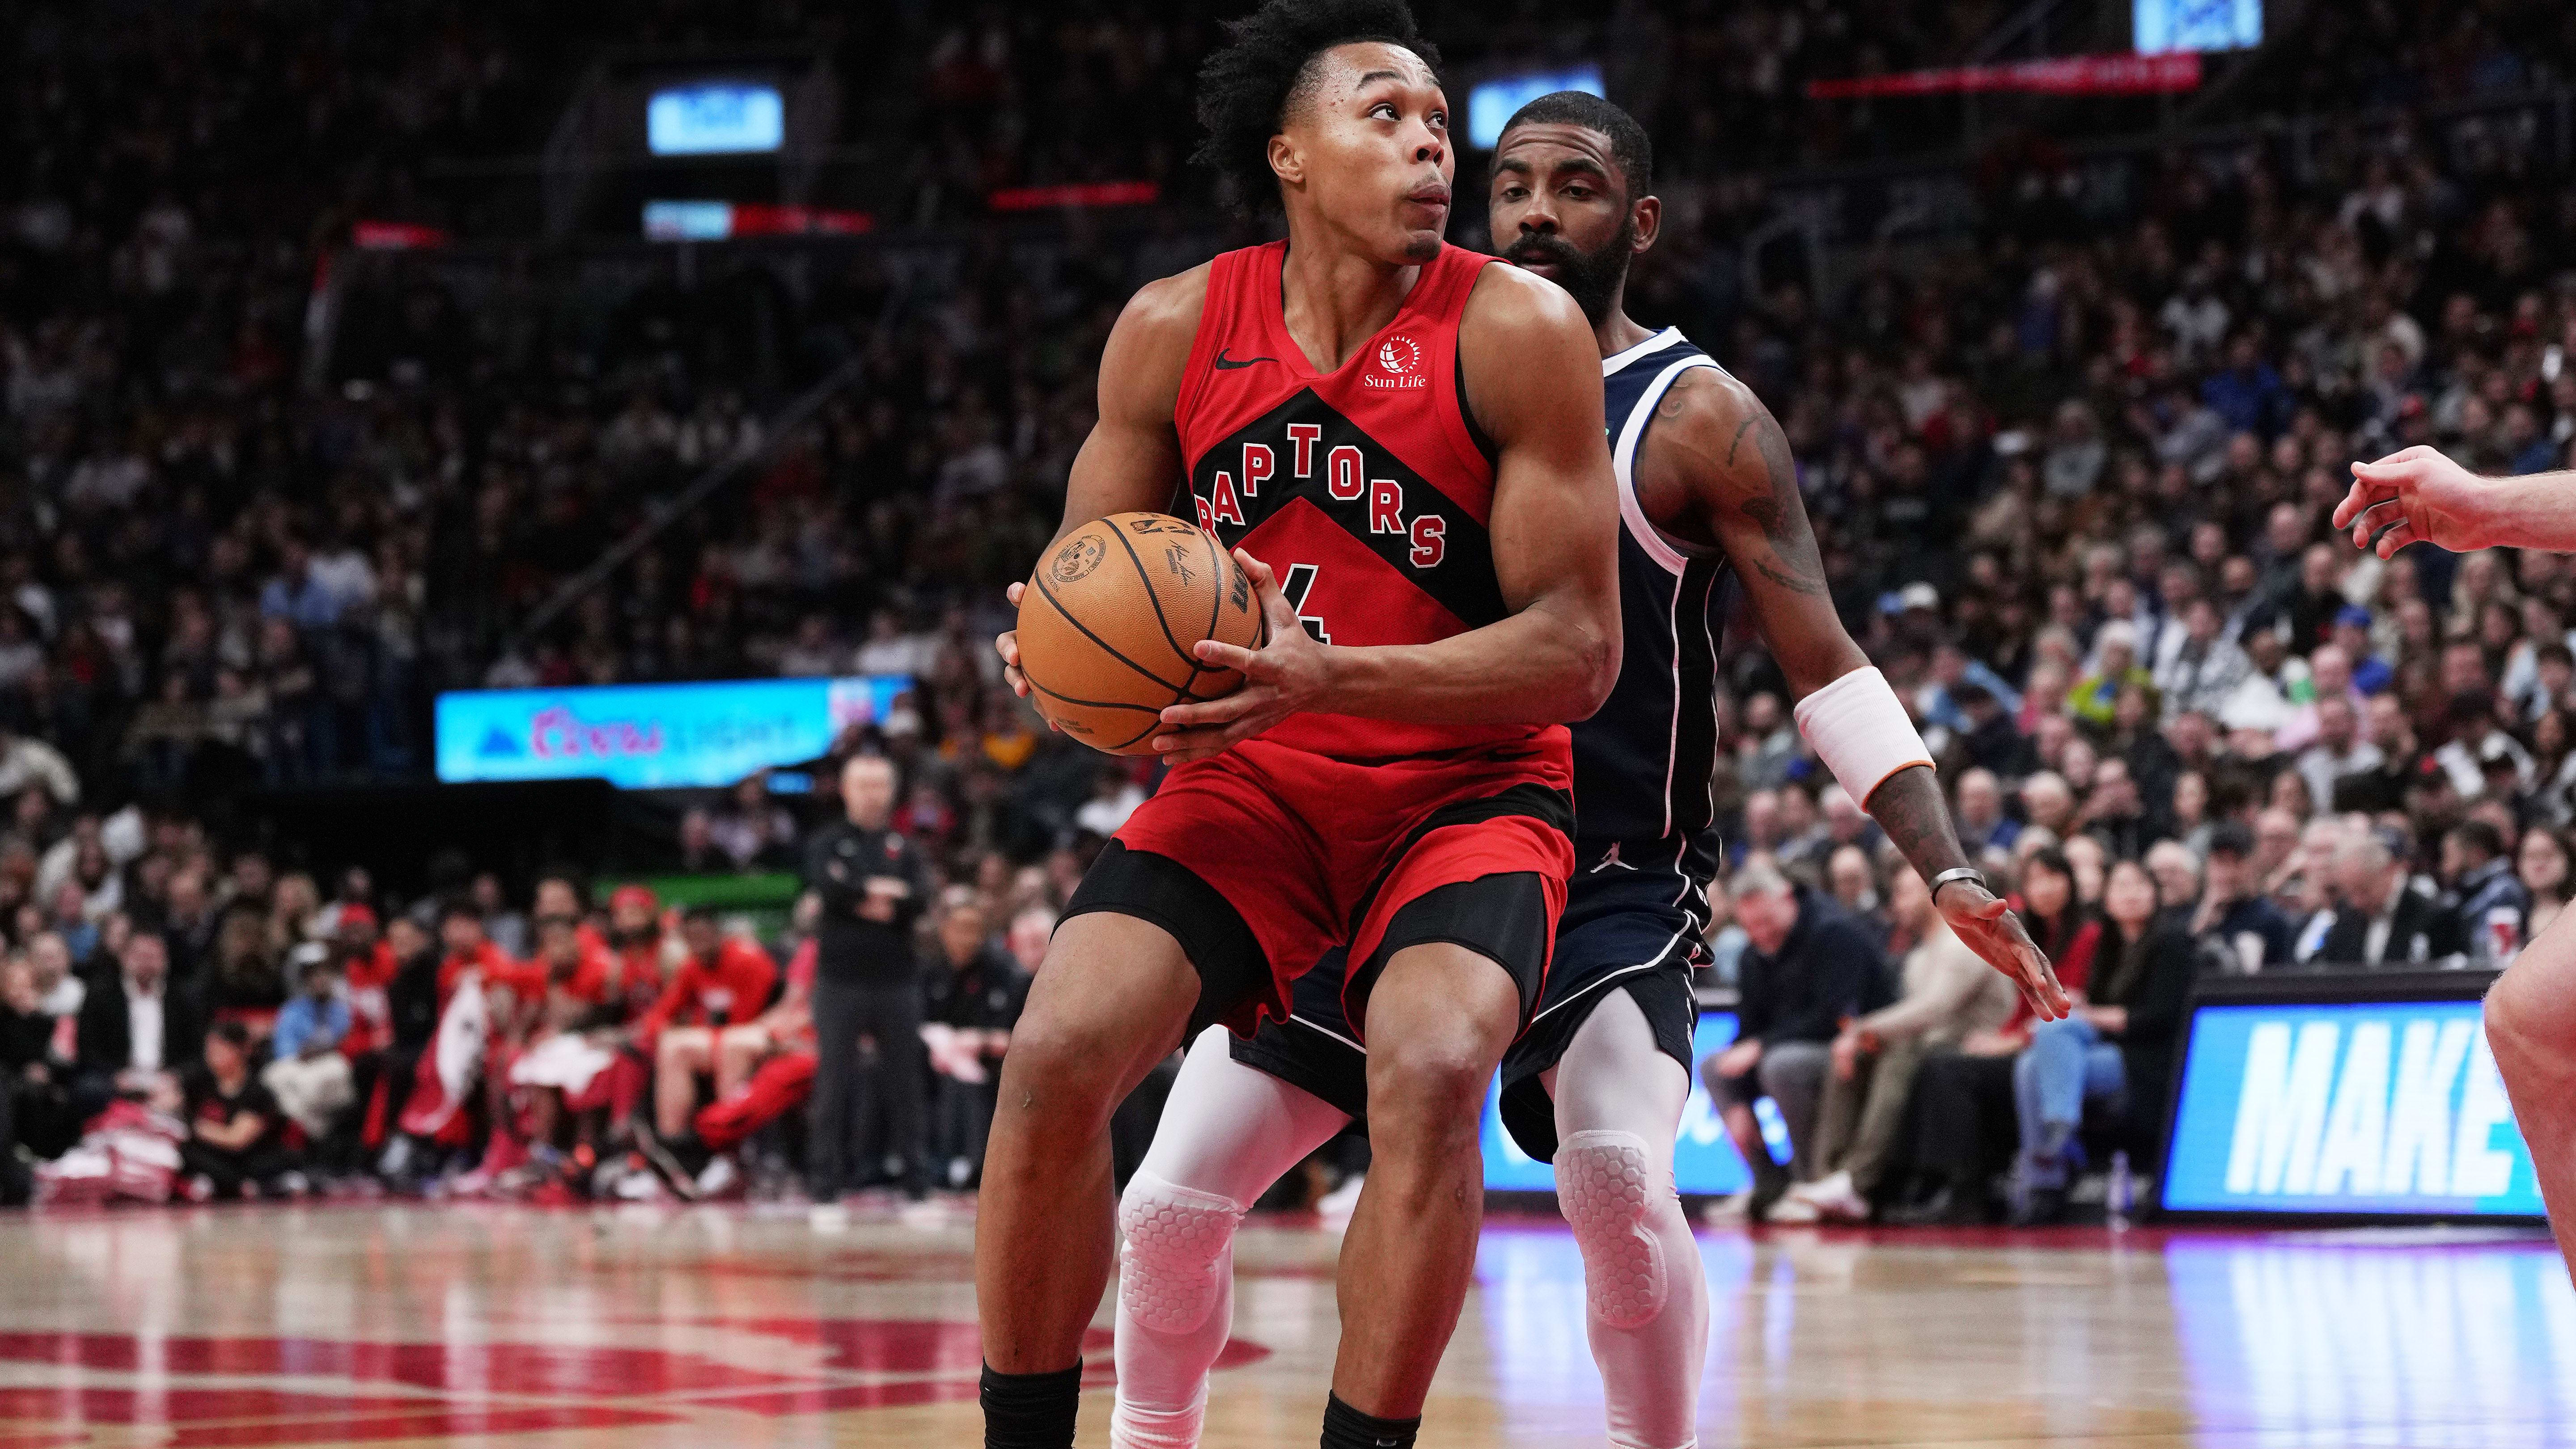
1366,334,1426,390
1051,535,1105,584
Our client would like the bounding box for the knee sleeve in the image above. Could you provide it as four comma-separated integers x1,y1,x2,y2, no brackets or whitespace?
1557,1130,1669,1331
1117,1171,1245,1336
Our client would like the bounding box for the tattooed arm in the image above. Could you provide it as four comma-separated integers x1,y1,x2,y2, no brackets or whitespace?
1636,369,2069,1018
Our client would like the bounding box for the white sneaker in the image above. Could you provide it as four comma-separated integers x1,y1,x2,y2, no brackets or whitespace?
1763,1194,1822,1224
694,1155,744,1201
1803,1173,1873,1223
1316,1173,1365,1223
1699,1190,1754,1225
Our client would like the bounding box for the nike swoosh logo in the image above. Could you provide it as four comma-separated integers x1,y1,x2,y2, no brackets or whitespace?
1213,348,1277,370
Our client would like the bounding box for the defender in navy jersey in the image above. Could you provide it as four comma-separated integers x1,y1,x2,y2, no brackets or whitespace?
1108,92,2069,1449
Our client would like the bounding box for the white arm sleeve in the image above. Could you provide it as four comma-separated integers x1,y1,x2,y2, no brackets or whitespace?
1792,665,1935,807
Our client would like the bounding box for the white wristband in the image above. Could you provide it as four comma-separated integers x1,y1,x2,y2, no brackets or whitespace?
1792,666,1935,807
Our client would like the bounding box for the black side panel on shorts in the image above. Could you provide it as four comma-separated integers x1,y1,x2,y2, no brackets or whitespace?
1062,840,1274,1038
1345,870,1554,1042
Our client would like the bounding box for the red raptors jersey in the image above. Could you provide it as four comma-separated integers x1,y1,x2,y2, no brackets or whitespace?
1174,240,1572,775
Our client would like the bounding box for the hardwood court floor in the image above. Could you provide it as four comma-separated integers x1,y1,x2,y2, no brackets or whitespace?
0,1199,2569,1447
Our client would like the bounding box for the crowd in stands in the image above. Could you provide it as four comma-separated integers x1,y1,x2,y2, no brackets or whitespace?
2,0,2576,1221
0,744,1072,1207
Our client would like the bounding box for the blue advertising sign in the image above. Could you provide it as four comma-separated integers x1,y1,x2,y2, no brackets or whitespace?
2135,0,2262,55
1482,1012,1760,1196
2161,999,2539,1217
647,83,785,156
435,677,911,790
1466,66,1606,149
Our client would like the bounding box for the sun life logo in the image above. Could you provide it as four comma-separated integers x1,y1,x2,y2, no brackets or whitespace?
1364,333,1427,390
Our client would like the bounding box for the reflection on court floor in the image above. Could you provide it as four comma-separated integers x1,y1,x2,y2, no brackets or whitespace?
0,1203,2565,1447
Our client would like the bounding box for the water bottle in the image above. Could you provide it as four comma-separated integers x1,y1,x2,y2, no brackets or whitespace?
2107,1150,2134,1231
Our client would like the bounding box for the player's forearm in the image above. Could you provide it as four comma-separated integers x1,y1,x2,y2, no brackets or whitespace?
1864,764,1976,883
1315,595,1618,725
2474,470,2576,551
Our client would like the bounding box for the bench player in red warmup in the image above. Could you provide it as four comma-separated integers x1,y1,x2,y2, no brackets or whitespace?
976,3,1625,1445
2336,447,2576,1282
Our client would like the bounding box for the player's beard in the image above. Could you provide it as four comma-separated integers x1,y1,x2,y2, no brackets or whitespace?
1503,216,1635,326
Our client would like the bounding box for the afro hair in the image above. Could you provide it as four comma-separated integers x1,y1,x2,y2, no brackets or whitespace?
1193,0,1441,214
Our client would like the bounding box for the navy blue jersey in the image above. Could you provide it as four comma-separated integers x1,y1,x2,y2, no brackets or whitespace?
1573,326,1731,929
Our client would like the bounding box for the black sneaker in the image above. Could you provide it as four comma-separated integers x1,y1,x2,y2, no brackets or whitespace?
631,1124,700,1201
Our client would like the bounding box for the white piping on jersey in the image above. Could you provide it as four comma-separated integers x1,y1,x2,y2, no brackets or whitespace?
1694,566,1723,887
1601,325,1686,377
1608,354,1719,580
1526,924,1691,1024
1662,563,1683,839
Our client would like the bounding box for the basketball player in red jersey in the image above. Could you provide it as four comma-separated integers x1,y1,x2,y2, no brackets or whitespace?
975,4,1623,1446
2336,447,2576,1283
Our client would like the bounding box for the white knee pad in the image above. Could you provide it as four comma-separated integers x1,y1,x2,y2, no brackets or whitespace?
1557,1130,1669,1330
1117,1172,1246,1336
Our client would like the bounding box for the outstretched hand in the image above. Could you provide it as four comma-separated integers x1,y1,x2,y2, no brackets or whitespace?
1937,880,2070,1022
2333,446,2486,557
1150,551,1330,764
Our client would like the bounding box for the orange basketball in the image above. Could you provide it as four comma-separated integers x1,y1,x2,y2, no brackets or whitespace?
1015,513,1268,755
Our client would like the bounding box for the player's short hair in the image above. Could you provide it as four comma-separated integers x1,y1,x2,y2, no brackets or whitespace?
1499,90,1652,199
1193,0,1441,214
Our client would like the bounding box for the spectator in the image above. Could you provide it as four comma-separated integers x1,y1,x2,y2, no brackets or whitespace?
2068,623,2152,729
178,1021,302,1201
1792,865,2017,1222
204,904,284,1016
1951,768,2019,855
2435,694,2535,800
472,873,529,960
2019,771,2077,839
2152,600,2251,719
0,727,78,805
1891,847,2100,1225
0,955,75,1199
919,892,1027,1191
804,752,931,1201
1699,859,1885,1223
2318,830,2450,967
2189,822,2298,970
25,932,81,1021
2521,827,2575,940
1948,683,2031,780
1825,844,1883,926
2440,819,2531,964
74,932,199,1119
2296,695,2383,813
1074,767,1147,839
2006,858,2194,1223
263,950,357,1144
2078,758,2154,860
710,777,800,871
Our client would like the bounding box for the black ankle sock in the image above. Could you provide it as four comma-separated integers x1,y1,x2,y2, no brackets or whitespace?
1321,1391,1420,1449
980,1361,1081,1449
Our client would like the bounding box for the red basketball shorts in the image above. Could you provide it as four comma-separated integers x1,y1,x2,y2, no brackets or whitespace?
1063,738,1574,1040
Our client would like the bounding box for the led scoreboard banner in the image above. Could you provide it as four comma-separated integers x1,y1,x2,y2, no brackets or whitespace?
435,676,911,791
2159,970,2542,1223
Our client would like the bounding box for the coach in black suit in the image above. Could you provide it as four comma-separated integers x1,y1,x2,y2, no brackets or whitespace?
2316,830,2449,968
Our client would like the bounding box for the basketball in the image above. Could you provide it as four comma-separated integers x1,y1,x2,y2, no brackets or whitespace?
1015,513,1268,754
